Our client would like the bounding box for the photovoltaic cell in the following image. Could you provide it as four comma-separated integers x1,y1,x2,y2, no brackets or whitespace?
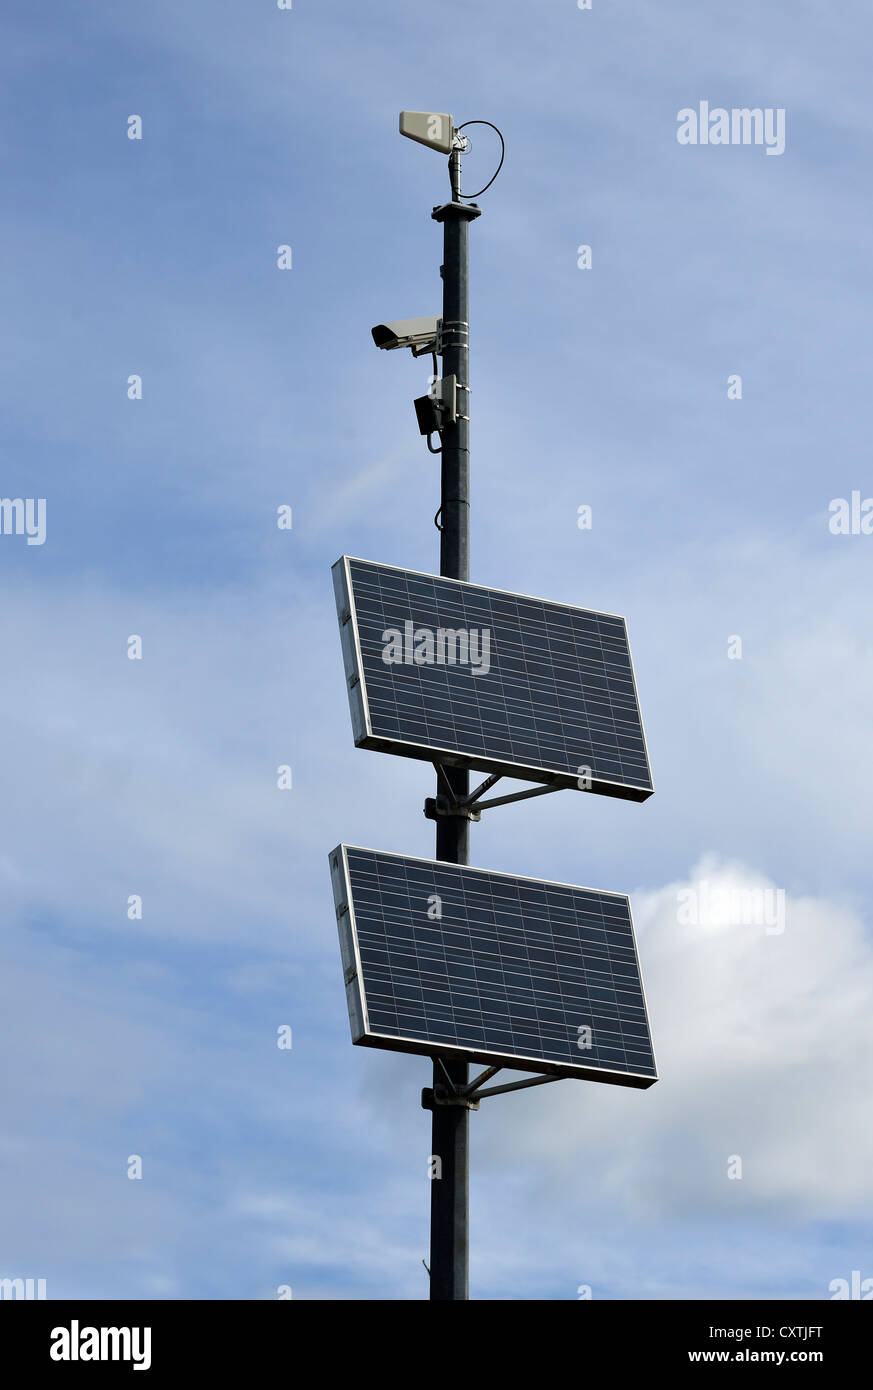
333,556,653,801
329,845,657,1087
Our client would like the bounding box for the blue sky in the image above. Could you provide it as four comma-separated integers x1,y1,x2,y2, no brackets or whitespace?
2,0,872,1299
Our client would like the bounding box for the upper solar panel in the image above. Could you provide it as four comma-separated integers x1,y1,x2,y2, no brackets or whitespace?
332,557,653,801
329,845,657,1087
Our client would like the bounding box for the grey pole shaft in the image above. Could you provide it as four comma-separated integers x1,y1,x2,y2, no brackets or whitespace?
428,153,481,1302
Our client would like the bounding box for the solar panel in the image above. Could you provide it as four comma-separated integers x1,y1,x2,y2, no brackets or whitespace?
329,845,657,1088
333,556,653,802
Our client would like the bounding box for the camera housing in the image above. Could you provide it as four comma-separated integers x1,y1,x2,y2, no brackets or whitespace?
371,317,442,355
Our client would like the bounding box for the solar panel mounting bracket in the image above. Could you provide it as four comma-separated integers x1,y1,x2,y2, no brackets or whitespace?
458,772,502,806
457,774,564,814
422,1064,565,1106
461,1065,501,1095
422,1057,481,1110
469,1074,562,1100
424,762,482,822
424,794,481,823
458,1066,563,1101
425,766,565,820
422,1085,480,1111
472,782,562,812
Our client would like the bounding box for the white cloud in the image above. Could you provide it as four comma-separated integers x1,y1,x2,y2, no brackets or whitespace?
482,856,873,1225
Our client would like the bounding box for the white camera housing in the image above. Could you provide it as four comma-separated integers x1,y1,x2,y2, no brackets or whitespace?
371,317,442,354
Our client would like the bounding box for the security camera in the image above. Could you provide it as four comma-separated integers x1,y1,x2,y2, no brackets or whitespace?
371,317,441,356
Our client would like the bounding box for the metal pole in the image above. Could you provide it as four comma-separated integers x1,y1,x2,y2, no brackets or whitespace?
428,148,481,1301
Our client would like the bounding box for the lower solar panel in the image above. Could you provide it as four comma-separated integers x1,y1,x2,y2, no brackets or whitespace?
329,845,657,1088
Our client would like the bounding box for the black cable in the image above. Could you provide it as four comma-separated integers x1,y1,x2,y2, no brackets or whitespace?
455,120,505,199
426,434,442,455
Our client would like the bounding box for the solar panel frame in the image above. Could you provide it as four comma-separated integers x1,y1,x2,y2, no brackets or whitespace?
329,844,658,1089
332,555,654,802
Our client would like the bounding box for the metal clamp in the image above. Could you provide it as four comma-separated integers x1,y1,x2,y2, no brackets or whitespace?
424,794,481,823
421,1085,480,1112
